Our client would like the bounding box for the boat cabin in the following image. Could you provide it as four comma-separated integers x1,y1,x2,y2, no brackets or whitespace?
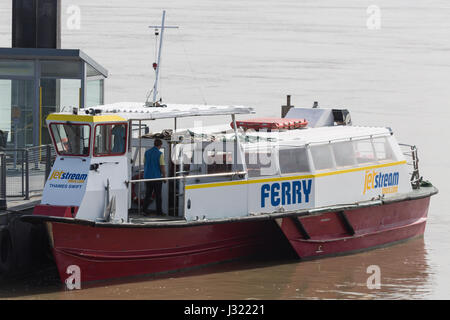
35,103,412,225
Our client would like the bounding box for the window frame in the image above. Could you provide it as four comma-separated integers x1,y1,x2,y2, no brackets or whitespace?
244,147,280,178
278,146,311,175
353,138,378,165
310,143,336,172
49,122,92,157
93,122,128,157
372,136,396,162
331,140,358,168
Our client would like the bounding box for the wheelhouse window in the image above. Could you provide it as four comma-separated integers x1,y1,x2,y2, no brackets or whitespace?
205,150,233,174
311,144,334,170
94,123,127,156
332,141,356,167
372,137,395,161
245,148,278,177
279,147,310,174
50,123,91,156
354,139,376,164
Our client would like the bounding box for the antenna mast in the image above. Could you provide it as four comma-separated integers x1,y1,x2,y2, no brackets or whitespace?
147,10,178,107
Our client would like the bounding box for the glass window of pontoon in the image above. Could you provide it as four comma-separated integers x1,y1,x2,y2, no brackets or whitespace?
40,60,81,78
311,145,334,170
50,123,91,156
0,60,35,77
354,139,376,164
372,137,394,161
279,147,310,174
94,123,127,156
332,141,356,167
245,149,278,177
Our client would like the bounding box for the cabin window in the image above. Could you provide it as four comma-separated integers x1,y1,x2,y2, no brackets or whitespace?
94,123,127,156
245,149,278,177
279,147,310,174
205,150,233,174
170,144,194,177
181,141,244,184
311,145,334,170
354,139,376,164
332,141,356,167
372,137,394,161
50,123,91,156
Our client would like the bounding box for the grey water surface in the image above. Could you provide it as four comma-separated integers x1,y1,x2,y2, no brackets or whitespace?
0,0,449,299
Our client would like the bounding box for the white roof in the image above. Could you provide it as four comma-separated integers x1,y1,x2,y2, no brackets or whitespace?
175,124,233,134
169,124,392,151
90,102,254,119
243,125,391,148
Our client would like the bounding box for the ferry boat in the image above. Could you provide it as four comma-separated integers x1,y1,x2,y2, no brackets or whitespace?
22,101,437,283
22,11,437,284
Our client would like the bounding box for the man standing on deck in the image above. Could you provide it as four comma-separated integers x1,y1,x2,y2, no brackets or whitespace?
143,139,166,216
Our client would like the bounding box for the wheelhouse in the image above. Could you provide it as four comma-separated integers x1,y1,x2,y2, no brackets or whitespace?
47,114,129,157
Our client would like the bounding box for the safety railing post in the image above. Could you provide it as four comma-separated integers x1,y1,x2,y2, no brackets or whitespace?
411,145,421,189
34,147,39,170
25,149,30,200
399,143,421,189
0,153,7,210
21,149,25,197
45,144,52,183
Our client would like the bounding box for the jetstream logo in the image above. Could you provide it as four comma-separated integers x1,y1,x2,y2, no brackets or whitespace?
261,179,312,208
363,170,399,194
49,170,87,183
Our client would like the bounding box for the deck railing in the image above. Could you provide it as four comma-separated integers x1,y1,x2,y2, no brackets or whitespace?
127,170,247,215
126,170,247,185
0,145,55,206
399,143,421,189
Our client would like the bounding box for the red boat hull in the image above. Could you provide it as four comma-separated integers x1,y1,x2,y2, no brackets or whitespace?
280,197,430,259
48,196,431,283
49,219,289,283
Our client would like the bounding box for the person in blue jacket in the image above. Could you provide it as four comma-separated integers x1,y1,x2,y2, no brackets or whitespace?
111,124,126,153
143,139,166,215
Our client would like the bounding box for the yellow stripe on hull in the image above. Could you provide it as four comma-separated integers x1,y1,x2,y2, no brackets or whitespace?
185,160,407,190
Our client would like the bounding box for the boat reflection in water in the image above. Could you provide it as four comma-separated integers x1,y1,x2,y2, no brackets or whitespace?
0,235,431,299
277,236,431,300
74,236,433,299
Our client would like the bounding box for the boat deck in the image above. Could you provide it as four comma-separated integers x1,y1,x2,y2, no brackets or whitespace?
128,212,185,224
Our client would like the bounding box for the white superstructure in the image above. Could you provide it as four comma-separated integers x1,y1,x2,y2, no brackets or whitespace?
39,104,411,225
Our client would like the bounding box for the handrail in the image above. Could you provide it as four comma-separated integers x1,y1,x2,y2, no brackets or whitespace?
243,132,392,149
127,171,247,184
398,143,414,147
0,144,53,153
0,144,56,202
399,143,421,189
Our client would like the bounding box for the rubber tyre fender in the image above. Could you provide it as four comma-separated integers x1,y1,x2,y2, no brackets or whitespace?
0,227,13,274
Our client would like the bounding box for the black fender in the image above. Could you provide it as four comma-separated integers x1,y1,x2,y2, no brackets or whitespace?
0,226,13,275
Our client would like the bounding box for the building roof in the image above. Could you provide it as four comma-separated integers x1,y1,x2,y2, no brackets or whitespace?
0,47,108,77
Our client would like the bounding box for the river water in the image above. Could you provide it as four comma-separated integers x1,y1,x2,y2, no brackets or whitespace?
0,0,449,299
